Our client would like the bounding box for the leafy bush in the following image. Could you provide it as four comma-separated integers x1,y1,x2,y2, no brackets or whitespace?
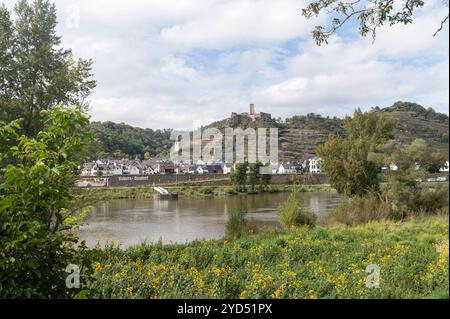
199,187,214,195
383,178,449,219
278,191,316,228
382,138,449,218
0,105,90,298
327,183,449,225
412,187,449,216
225,188,238,195
268,186,280,193
225,201,248,239
326,194,391,225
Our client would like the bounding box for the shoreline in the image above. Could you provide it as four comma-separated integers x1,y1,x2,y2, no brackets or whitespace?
73,184,335,204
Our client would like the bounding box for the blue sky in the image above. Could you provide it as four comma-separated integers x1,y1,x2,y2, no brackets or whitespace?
3,0,449,129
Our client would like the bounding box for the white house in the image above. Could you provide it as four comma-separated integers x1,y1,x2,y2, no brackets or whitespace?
90,163,106,176
270,163,279,174
185,165,197,174
111,165,123,175
222,164,233,175
278,163,297,174
196,159,206,166
440,160,449,172
389,163,399,171
124,164,140,175
80,162,94,176
142,166,155,175
196,165,209,175
309,157,322,174
381,163,399,172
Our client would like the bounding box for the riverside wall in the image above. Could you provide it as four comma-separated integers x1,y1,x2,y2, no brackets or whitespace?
78,174,328,187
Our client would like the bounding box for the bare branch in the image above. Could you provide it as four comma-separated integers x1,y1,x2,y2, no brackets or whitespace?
433,13,449,36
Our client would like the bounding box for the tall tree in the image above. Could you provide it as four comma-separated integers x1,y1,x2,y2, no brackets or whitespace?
248,161,263,193
0,0,96,136
260,163,273,191
302,0,449,45
230,162,248,192
317,109,395,196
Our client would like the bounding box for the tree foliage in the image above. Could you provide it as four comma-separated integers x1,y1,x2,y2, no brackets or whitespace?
0,105,90,298
317,109,395,196
383,138,449,218
0,0,96,136
260,164,273,191
248,161,263,192
230,162,248,192
85,121,173,160
302,0,449,45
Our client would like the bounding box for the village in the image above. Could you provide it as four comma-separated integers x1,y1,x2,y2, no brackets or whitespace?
79,156,324,177
79,156,449,177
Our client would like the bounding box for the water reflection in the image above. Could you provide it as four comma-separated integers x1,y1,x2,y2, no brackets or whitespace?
78,192,343,247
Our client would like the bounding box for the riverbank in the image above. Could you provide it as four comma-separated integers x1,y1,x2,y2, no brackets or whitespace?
82,216,449,299
73,184,335,205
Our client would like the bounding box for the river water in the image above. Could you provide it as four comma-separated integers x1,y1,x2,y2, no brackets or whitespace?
78,192,343,247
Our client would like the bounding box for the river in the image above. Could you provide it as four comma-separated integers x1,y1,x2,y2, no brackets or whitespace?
78,191,344,247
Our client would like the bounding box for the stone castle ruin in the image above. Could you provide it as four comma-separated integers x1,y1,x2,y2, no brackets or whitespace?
231,104,272,122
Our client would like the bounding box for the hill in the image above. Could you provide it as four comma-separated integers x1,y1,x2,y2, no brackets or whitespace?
380,101,449,154
85,121,172,160
86,101,449,161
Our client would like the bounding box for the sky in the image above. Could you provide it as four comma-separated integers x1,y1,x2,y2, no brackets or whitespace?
3,0,449,130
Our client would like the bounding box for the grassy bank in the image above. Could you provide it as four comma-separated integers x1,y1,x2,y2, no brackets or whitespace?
73,184,334,204
72,187,155,208
82,217,449,299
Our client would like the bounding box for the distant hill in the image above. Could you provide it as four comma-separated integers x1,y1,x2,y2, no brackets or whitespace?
379,101,449,154
85,121,173,160
86,101,449,161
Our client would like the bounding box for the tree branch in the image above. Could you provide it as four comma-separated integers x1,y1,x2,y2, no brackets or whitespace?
433,13,449,36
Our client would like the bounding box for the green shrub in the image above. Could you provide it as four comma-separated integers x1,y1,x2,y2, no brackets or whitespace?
326,194,391,225
199,187,214,195
383,179,449,219
226,201,248,239
278,191,316,228
225,188,238,195
416,187,449,215
0,105,90,298
268,187,280,193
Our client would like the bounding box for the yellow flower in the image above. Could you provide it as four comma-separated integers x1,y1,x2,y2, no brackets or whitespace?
126,286,133,295
357,278,365,287
427,263,436,274
308,289,317,299
92,261,102,272
436,240,449,270
271,288,283,299
283,270,297,278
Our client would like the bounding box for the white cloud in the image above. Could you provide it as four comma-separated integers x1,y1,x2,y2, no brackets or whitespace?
252,1,449,117
2,0,448,128
159,0,316,51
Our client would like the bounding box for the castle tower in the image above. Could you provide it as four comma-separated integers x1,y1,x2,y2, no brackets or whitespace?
249,103,255,115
